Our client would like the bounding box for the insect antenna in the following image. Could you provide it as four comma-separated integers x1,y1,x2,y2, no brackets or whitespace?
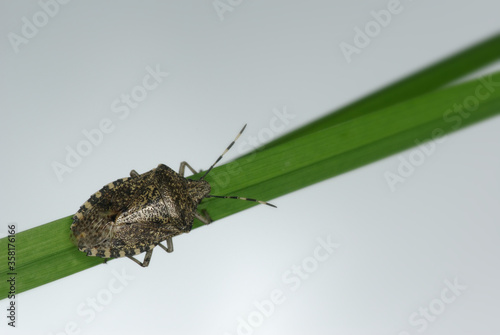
200,124,276,208
200,124,247,181
206,195,277,208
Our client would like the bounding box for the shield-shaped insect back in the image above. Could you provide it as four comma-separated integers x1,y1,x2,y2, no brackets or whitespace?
71,124,276,267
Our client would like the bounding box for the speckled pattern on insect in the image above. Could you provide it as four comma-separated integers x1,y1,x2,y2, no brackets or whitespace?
70,125,275,267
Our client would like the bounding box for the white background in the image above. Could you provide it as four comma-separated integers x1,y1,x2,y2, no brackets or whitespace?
1,1,500,334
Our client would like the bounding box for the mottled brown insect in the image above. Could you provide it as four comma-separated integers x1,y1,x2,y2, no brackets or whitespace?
71,125,275,267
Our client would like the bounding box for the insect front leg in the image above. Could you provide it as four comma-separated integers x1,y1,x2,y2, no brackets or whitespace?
179,162,199,177
195,209,212,225
127,249,154,267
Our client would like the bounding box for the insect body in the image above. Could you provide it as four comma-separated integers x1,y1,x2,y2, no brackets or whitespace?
71,125,275,267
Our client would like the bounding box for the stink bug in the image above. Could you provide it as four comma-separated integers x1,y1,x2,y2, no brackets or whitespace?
71,125,275,267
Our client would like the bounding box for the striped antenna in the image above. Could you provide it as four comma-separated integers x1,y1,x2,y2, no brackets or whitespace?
206,195,277,208
200,124,247,180
201,124,276,208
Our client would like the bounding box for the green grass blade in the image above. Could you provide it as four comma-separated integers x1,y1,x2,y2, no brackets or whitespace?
1,65,499,300
263,33,500,149
1,217,103,300
198,72,500,223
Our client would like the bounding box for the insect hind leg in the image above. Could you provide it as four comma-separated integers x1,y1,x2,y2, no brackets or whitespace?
127,249,154,267
158,236,174,253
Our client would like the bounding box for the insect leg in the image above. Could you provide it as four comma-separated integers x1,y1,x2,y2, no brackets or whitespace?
130,170,140,178
179,162,198,177
158,236,174,253
127,249,154,267
194,209,212,225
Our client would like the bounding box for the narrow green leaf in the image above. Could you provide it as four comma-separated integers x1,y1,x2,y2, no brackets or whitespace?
1,44,499,300
199,72,500,223
263,33,500,149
